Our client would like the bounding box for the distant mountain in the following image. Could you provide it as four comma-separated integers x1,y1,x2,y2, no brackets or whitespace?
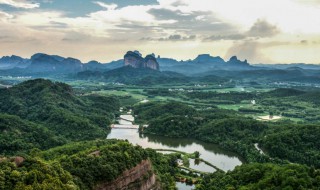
0,55,28,69
0,51,319,77
227,56,249,66
27,53,83,73
254,63,320,70
193,54,225,64
157,54,252,75
83,60,105,71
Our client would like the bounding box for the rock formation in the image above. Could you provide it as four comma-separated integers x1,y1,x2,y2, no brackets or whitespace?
0,156,25,167
95,160,160,190
124,51,160,71
145,54,160,70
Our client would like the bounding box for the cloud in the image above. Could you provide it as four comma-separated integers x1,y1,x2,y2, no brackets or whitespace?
142,34,196,41
225,41,272,63
204,19,279,41
294,0,320,7
225,40,291,63
0,0,39,9
0,0,319,63
94,1,118,10
204,34,246,41
0,10,13,20
148,8,234,34
247,19,280,37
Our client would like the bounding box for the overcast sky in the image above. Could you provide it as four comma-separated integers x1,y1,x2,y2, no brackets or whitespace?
0,0,319,63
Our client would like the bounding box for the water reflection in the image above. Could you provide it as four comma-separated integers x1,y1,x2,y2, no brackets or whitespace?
189,159,216,173
176,182,195,190
107,129,243,171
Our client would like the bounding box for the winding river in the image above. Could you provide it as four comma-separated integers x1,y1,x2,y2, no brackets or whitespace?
107,129,243,172
107,115,244,189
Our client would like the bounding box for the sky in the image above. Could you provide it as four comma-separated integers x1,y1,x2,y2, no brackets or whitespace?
0,0,319,63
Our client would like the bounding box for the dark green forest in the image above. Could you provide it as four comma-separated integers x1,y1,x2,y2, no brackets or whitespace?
196,163,320,190
0,79,120,155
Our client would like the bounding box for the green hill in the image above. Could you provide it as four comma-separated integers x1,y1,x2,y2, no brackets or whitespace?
0,114,65,155
0,79,120,155
197,163,320,190
0,140,177,190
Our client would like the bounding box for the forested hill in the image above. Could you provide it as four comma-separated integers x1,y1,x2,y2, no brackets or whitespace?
0,79,120,155
0,140,176,189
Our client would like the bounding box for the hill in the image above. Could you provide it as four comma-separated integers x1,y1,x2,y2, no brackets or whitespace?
0,79,120,155
0,114,65,155
0,140,177,189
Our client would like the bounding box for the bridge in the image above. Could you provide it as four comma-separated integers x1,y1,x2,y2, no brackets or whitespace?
111,124,139,129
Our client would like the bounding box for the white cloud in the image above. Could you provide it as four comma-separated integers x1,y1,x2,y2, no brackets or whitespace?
0,0,39,9
0,10,13,20
94,1,118,10
172,0,320,33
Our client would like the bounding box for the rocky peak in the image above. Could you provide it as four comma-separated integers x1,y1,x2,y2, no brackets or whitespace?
124,51,160,70
228,56,249,65
145,54,160,70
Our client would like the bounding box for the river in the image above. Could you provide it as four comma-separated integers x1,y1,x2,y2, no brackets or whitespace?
108,115,244,189
107,129,243,172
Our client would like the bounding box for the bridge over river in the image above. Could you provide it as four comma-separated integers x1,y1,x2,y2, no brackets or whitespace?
111,124,139,129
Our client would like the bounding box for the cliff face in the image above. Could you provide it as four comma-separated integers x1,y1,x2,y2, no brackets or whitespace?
124,51,145,68
145,55,160,70
124,51,160,71
95,160,160,190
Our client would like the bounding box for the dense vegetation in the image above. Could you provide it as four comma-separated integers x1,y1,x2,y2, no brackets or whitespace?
1,75,320,189
261,124,320,168
196,163,320,190
0,114,65,155
0,140,178,190
134,102,196,123
0,79,120,155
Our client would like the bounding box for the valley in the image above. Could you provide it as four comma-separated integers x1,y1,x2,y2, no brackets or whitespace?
0,52,320,189
1,0,320,188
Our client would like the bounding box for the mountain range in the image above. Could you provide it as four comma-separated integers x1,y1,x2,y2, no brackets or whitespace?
0,51,319,76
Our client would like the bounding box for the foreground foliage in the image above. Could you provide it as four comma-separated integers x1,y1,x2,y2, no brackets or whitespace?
0,140,177,190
